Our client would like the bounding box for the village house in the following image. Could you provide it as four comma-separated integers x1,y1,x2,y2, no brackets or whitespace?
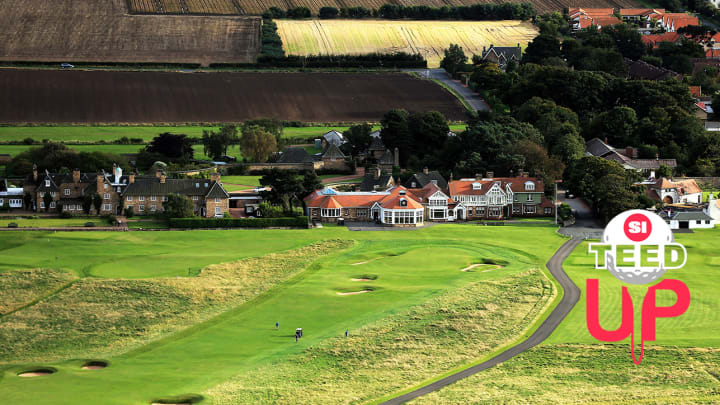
480,44,522,71
122,171,229,218
275,144,351,172
0,178,24,210
367,136,387,160
404,167,447,189
447,173,554,219
570,8,698,32
660,209,715,229
359,166,394,192
642,177,703,205
304,186,424,226
705,193,720,221
585,138,677,176
321,130,346,148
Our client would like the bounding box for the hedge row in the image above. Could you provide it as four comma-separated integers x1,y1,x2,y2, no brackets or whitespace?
0,61,202,69
211,52,427,69
169,216,308,228
263,3,535,20
260,18,285,59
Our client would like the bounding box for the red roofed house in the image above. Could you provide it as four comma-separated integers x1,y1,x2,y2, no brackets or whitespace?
660,13,699,32
569,8,621,30
304,186,425,226
641,32,681,48
645,178,703,204
447,173,553,219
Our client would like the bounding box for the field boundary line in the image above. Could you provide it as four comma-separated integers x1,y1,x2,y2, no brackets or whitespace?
372,237,582,405
0,277,79,319
428,78,472,112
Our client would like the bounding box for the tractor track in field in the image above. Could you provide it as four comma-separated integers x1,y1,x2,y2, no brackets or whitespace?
379,237,582,404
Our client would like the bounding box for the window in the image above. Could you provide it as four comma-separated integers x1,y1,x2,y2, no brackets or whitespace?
392,211,416,224
151,204,157,212
45,180,50,187
478,207,486,216
525,205,536,214
514,194,518,201
103,204,111,211
195,183,200,188
50,201,56,208
321,208,340,217
139,196,144,201
215,207,221,214
513,206,520,214
411,182,417,188
138,205,145,212
104,193,110,200
127,196,133,201
68,204,74,211
707,220,711,224
162,196,167,202
527,194,533,202
0,199,3,206
400,198,407,207
343,209,349,216
64,189,70,196
215,198,220,203
489,207,500,216
193,196,199,201
104,184,108,190
40,202,45,209
126,205,133,210
151,196,156,201
205,183,209,187
50,192,56,197
544,207,552,214
525,181,535,191
357,209,367,217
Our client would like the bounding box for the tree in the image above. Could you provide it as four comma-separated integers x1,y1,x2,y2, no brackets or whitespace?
244,119,283,143
380,109,411,165
259,169,304,214
588,107,638,146
124,206,134,218
82,194,93,215
7,142,128,177
342,124,373,155
241,125,277,163
408,111,449,159
300,170,323,197
43,192,52,213
202,130,226,161
522,34,561,65
440,44,468,76
145,133,194,162
318,6,339,18
93,193,102,215
511,139,564,193
164,194,196,218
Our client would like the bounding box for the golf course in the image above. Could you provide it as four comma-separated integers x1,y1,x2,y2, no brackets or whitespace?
0,224,717,404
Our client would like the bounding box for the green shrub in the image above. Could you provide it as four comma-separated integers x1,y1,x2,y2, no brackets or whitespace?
124,207,134,218
8,222,18,228
169,217,308,229
84,222,96,227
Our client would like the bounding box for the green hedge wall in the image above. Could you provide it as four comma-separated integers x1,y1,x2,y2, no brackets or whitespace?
169,217,308,228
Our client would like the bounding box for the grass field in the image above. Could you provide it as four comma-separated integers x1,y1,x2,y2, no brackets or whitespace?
0,218,105,228
0,125,467,143
0,225,564,404
276,20,538,68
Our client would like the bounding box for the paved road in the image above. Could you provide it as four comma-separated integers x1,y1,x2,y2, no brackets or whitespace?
407,68,490,112
380,237,582,404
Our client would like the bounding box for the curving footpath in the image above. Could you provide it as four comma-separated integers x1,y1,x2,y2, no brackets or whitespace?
380,237,582,404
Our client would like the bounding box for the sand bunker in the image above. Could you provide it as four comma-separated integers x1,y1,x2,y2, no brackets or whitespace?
337,290,371,295
82,361,108,370
351,278,373,281
461,264,504,272
151,403,189,405
351,259,376,265
18,369,54,377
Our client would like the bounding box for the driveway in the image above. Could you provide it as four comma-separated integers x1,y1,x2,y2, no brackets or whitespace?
406,68,490,112
380,236,582,404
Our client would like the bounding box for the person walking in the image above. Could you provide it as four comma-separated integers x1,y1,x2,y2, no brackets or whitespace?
276,322,279,330
345,330,349,338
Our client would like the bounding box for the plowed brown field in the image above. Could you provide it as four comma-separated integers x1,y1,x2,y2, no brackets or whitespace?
129,0,639,16
0,0,260,66
0,70,467,123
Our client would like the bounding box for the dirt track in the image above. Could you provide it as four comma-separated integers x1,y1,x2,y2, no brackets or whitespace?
0,70,467,123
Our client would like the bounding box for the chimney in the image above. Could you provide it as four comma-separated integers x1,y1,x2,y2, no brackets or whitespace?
114,163,122,183
160,173,166,184
73,168,81,184
423,167,429,175
520,169,528,178
374,166,381,180
128,174,135,184
33,164,38,182
486,171,494,178
605,137,609,144
394,147,399,167
625,146,634,158
211,172,220,183
155,169,163,178
96,174,104,192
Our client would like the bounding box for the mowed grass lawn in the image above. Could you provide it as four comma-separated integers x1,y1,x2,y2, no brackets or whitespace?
276,19,538,67
0,218,106,228
0,225,564,405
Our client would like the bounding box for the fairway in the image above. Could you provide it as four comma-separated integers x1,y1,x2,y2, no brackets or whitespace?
276,19,538,68
0,225,565,404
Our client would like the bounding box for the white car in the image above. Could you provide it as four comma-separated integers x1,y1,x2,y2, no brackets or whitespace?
61,63,74,68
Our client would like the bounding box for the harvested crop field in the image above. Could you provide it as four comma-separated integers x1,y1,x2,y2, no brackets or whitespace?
128,0,639,16
277,19,538,68
0,70,467,123
0,0,260,66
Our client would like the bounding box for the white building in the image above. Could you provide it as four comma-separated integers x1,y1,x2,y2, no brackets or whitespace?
667,211,715,229
0,178,24,209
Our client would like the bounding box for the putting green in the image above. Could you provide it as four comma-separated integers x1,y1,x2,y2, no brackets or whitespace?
0,225,563,404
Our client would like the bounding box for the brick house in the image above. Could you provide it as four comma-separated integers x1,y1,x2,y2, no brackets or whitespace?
304,186,424,226
447,173,554,219
122,171,229,218
0,178,24,210
409,182,465,221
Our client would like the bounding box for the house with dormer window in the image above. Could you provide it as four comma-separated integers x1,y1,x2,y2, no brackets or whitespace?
409,182,465,221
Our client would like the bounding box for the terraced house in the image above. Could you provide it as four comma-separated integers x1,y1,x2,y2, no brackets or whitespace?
123,171,229,218
448,173,554,219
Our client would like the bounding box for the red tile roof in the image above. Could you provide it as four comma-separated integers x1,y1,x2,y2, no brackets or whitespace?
707,48,720,58
689,85,701,98
448,177,544,196
304,186,422,210
641,32,681,48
